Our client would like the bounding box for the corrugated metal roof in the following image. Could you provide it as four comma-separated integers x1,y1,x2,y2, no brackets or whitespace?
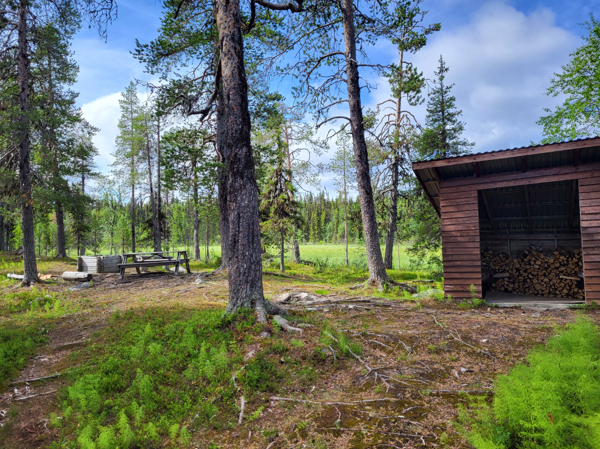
416,135,600,165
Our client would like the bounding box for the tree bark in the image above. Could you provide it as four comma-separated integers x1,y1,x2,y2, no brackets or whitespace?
0,208,5,251
215,0,267,317
17,0,38,284
216,73,229,269
280,231,285,272
55,202,67,258
130,103,136,253
145,129,159,252
205,206,210,262
79,165,87,256
193,169,200,261
341,0,389,286
344,163,349,267
384,153,399,269
293,240,301,264
384,51,404,270
156,116,162,251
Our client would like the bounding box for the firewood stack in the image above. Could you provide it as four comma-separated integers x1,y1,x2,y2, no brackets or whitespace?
481,248,584,299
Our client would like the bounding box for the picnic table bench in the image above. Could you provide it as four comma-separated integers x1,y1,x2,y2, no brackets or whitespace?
118,251,191,280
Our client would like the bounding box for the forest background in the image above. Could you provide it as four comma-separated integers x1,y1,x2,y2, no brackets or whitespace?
0,0,596,275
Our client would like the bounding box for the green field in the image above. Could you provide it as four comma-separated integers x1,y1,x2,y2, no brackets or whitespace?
183,242,424,271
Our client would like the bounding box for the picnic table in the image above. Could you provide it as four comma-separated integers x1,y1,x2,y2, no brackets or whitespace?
118,251,191,280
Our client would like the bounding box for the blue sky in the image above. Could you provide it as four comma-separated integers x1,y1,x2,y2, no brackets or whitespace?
74,0,599,186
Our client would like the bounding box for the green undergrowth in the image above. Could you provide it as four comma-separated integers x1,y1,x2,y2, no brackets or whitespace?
51,307,359,448
0,322,49,387
1,287,75,320
457,317,600,448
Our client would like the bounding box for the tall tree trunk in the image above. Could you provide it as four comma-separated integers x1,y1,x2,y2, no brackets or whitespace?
79,167,87,256
193,172,200,261
156,117,162,251
56,202,67,257
280,230,285,272
283,123,301,263
341,0,389,287
216,77,229,269
344,167,349,267
130,103,136,253
205,205,210,262
146,131,159,252
131,184,136,253
165,189,170,250
384,51,404,269
215,0,268,317
0,207,5,251
17,0,37,284
384,154,399,269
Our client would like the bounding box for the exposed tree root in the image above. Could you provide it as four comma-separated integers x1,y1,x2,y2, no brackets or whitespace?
273,315,303,333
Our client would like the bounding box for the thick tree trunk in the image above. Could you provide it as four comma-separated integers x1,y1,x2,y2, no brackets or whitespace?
384,153,399,269
216,83,229,269
215,0,267,316
55,202,67,258
17,0,37,284
342,0,389,286
131,183,136,252
156,117,162,251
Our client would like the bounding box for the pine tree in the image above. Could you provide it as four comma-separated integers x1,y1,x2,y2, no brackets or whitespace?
328,130,356,266
260,130,303,272
417,56,474,160
33,23,94,258
382,0,440,269
113,82,145,252
407,56,473,266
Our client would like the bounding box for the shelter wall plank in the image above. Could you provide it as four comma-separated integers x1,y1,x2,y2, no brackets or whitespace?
440,164,600,191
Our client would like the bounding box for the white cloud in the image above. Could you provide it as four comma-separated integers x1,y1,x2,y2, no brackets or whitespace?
81,92,121,173
369,1,580,153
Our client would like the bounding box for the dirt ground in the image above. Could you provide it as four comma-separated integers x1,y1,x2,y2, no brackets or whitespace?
1,262,598,449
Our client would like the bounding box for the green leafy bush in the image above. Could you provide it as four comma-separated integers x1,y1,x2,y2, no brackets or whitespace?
458,318,600,448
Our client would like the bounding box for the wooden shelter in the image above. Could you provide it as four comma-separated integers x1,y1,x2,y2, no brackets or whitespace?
412,137,600,303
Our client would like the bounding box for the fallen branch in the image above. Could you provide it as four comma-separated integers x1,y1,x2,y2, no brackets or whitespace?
13,389,57,401
448,330,497,360
7,273,24,280
238,396,245,425
10,373,61,385
270,396,406,406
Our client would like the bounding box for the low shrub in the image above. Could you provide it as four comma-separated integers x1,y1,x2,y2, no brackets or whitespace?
57,308,281,448
0,323,48,387
457,318,600,448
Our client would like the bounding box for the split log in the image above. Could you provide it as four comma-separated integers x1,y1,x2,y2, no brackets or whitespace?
62,271,92,281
